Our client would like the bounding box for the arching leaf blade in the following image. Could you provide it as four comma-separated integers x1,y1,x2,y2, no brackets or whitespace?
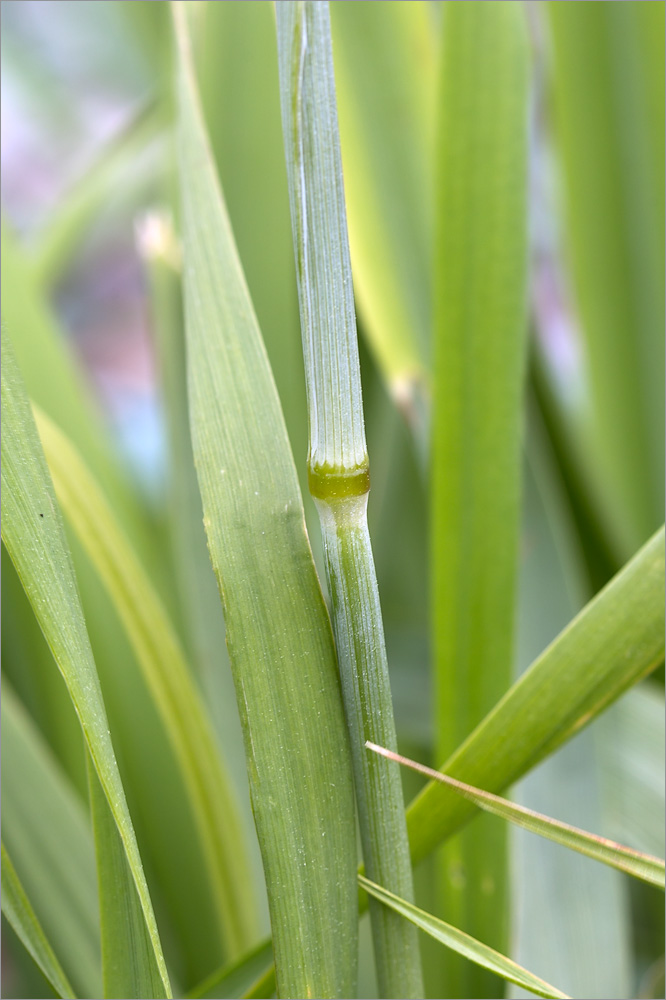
87,759,165,999
1,334,171,997
359,876,569,1000
173,4,358,996
2,842,76,1000
407,527,665,866
34,405,258,960
369,744,665,889
1,683,100,999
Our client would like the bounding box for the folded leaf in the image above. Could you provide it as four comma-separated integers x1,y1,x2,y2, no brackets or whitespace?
1,334,171,997
369,743,665,889
1,683,100,998
406,526,665,866
2,843,76,1000
87,758,165,998
359,876,569,1000
35,405,257,959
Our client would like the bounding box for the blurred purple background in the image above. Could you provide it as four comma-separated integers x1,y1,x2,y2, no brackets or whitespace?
2,0,166,499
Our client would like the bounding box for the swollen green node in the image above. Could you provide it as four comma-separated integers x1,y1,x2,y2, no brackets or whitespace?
308,462,370,501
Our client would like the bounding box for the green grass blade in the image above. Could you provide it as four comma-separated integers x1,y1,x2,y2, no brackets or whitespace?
138,213,268,950
138,213,253,820
173,5,358,996
0,225,110,492
3,543,88,797
243,966,277,1000
432,2,529,991
1,335,171,998
277,3,423,995
330,0,436,452
1,843,76,1000
5,216,233,981
407,526,665,866
359,876,569,1000
194,0,308,496
86,758,165,999
546,1,665,560
187,938,273,1000
369,743,665,889
1,228,214,972
35,405,257,959
599,685,665,860
1,683,100,999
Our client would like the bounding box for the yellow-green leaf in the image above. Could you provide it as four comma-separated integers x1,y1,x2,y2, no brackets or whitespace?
35,405,257,960
1,334,171,998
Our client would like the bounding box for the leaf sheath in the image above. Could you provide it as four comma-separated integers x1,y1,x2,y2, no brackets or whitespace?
277,4,423,995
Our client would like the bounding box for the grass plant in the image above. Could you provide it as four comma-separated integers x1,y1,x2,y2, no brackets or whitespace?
1,3,664,999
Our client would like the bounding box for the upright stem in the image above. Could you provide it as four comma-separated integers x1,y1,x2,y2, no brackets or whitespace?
277,4,423,996
317,493,423,998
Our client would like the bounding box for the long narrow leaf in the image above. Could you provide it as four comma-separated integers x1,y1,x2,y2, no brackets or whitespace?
194,0,308,496
35,405,257,959
432,2,529,991
1,226,135,796
138,213,265,966
1,843,76,1000
369,743,665,889
2,221,212,979
173,5,358,996
138,214,245,784
87,757,165,999
359,876,569,1000
1,335,171,997
1,683,100,999
2,543,87,796
407,526,665,866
